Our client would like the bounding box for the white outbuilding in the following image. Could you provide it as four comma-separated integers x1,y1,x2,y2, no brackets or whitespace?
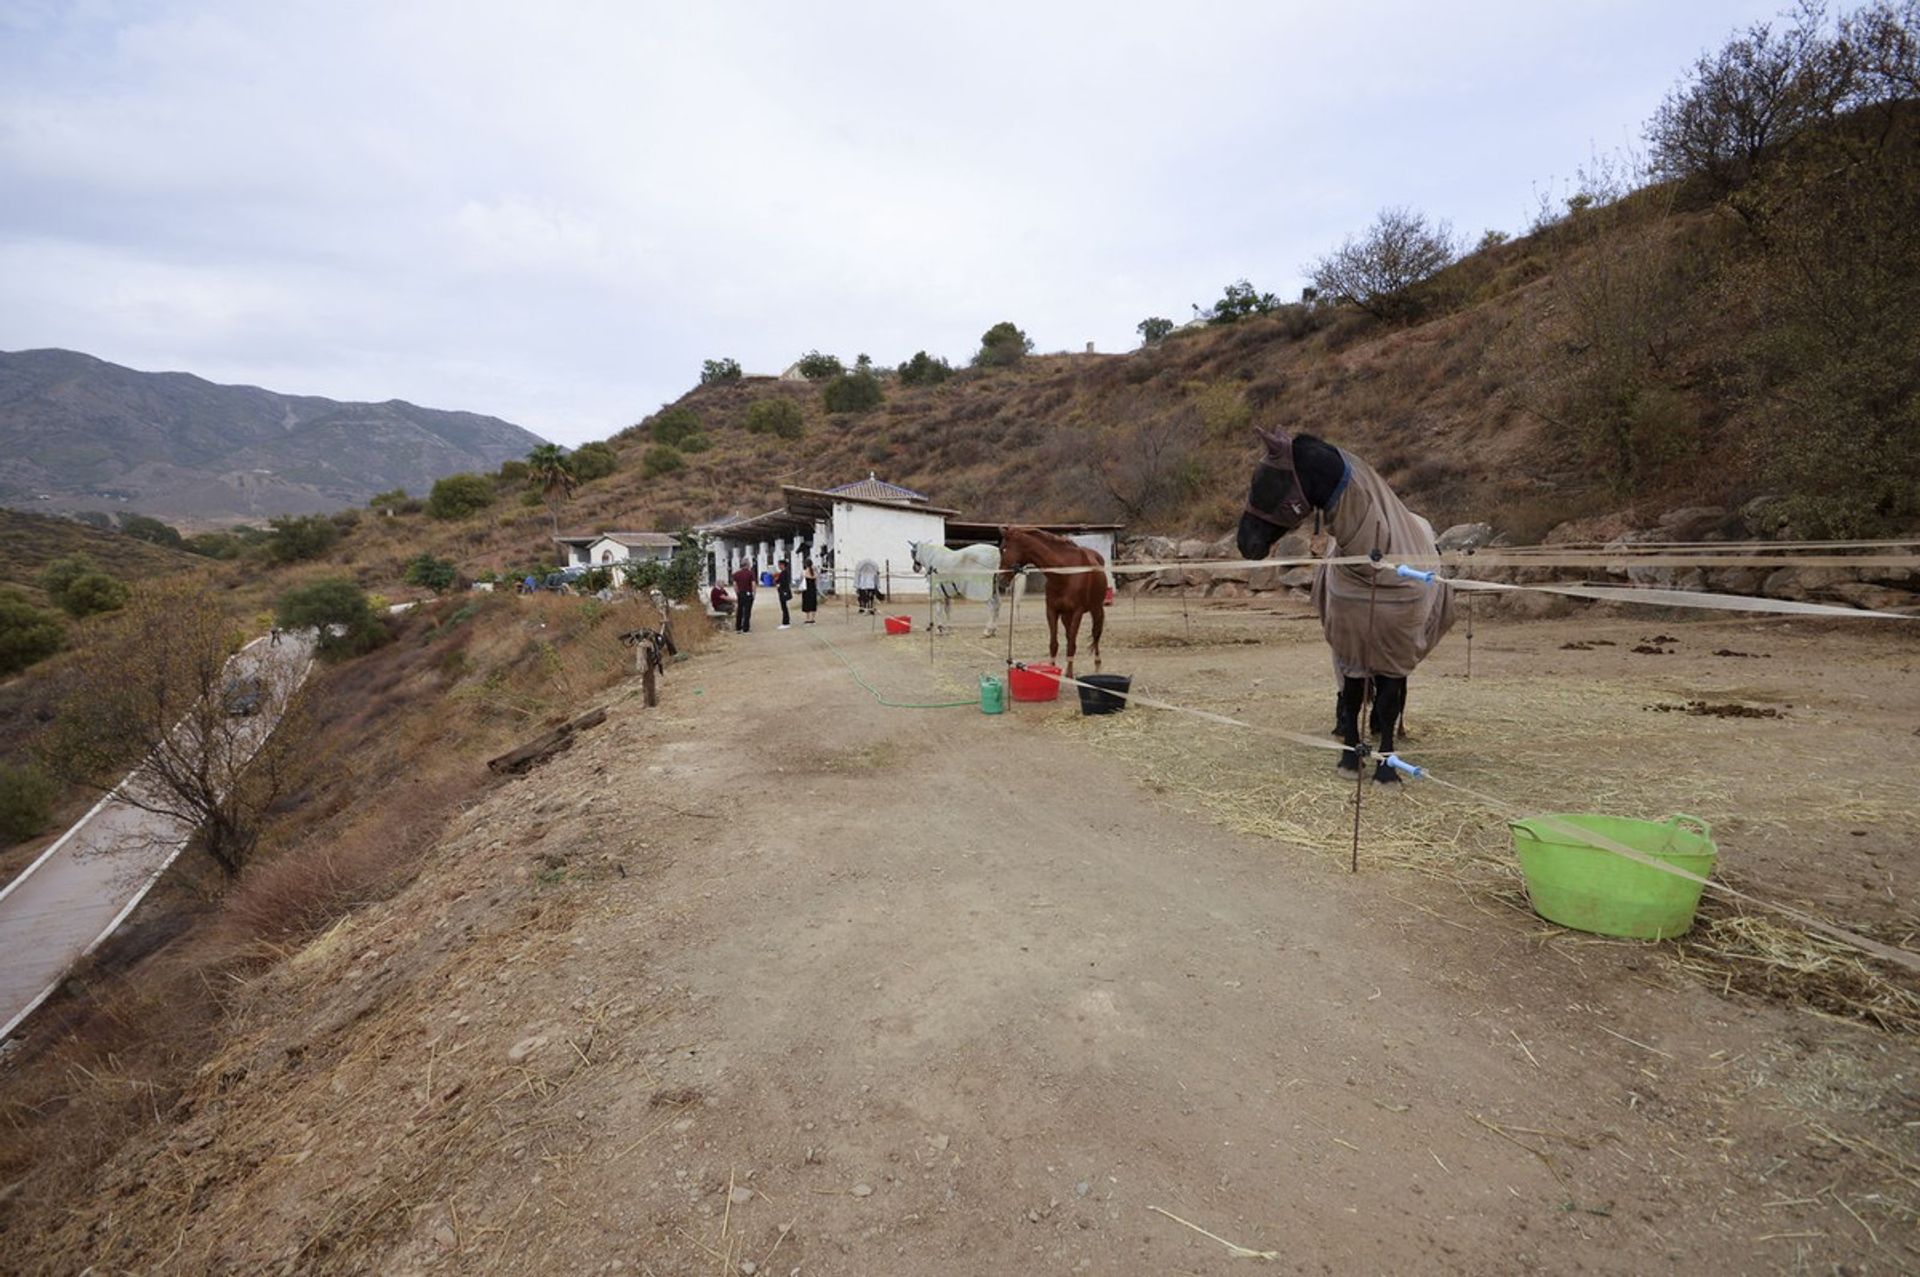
553,530,680,570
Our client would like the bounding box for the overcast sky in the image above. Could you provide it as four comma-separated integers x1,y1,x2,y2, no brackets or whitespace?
2,0,1787,445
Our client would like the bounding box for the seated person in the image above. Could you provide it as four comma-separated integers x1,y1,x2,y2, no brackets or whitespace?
707,582,734,615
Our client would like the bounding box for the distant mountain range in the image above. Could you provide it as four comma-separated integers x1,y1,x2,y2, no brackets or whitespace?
0,349,548,524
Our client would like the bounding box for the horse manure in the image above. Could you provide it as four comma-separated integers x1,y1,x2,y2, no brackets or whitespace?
1646,700,1782,719
1712,648,1769,658
1630,643,1671,655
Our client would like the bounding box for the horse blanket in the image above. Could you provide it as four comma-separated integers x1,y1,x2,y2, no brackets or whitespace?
1313,449,1456,678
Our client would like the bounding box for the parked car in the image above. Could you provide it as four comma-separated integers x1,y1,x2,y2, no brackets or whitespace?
223,675,265,716
543,566,589,592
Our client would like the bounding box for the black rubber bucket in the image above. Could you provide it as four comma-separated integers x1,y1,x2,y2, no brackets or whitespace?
1076,673,1131,716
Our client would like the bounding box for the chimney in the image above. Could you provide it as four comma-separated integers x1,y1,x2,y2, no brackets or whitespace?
1085,341,1095,354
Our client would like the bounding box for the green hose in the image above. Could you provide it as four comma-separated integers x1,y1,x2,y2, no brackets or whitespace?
811,630,976,709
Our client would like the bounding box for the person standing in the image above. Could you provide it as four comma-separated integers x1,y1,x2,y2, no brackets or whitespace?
775,560,793,629
801,557,819,624
731,560,756,633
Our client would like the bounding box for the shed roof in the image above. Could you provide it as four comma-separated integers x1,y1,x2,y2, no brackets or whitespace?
823,473,928,503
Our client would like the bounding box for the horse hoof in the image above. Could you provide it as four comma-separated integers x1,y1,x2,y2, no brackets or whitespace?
1336,750,1361,776
1372,762,1402,786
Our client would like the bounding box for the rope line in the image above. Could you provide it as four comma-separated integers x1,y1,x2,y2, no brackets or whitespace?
809,629,975,709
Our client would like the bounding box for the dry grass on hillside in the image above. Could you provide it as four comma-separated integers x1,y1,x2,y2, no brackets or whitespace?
0,589,706,1236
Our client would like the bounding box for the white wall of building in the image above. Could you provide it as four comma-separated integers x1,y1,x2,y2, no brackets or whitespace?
1066,531,1117,566
834,502,945,597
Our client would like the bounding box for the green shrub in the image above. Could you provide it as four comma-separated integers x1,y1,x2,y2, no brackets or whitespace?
571,441,618,482
0,762,56,843
0,589,64,676
276,579,386,657
266,513,342,562
426,473,496,520
744,398,805,438
495,460,529,486
519,490,543,508
973,321,1033,368
118,514,184,548
823,371,884,414
700,357,742,384
1136,317,1174,346
369,487,410,510
1197,279,1279,324
651,408,704,447
679,432,713,453
184,531,243,559
795,350,844,380
897,351,953,385
38,554,99,601
403,554,458,594
642,445,685,478
58,572,130,618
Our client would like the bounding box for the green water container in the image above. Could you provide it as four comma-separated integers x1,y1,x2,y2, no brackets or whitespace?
979,675,1006,715
1510,813,1716,939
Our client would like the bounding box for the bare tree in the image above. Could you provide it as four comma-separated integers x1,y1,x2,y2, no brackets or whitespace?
1088,405,1208,523
40,580,307,879
1308,207,1459,321
1644,4,1848,189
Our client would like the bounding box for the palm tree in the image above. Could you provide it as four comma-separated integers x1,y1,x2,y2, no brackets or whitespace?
526,444,577,538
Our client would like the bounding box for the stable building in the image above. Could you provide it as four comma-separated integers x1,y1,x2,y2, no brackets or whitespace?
700,474,1121,598
553,531,679,570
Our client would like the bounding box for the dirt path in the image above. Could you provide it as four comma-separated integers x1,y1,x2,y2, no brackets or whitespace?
31,604,1915,1274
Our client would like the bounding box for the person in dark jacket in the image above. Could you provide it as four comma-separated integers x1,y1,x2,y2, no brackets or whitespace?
775,560,793,629
731,561,756,632
800,557,819,624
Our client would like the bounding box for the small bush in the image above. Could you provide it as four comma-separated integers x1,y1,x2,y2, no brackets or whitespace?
0,763,56,843
117,514,184,548
571,441,618,482
426,473,496,520
898,350,954,385
823,371,884,414
1197,280,1279,325
403,554,458,594
369,487,410,510
745,397,805,438
495,460,529,486
266,513,342,562
700,357,742,385
184,531,243,559
0,588,65,674
38,554,99,601
1136,317,1174,346
276,579,386,657
642,445,685,478
973,321,1032,368
651,407,703,447
795,350,844,380
58,572,130,618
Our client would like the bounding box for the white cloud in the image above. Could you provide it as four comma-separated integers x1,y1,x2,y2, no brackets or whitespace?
0,0,1787,444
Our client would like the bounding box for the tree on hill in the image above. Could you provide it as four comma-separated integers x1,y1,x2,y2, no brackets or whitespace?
745,398,805,438
823,369,884,414
523,444,574,535
1645,4,1844,192
795,351,844,381
277,578,387,657
39,555,130,618
118,514,184,548
1196,280,1279,325
700,357,743,385
1308,207,1458,321
1136,317,1174,346
266,514,341,563
974,321,1033,368
404,554,458,594
898,351,953,385
0,589,64,676
571,441,619,482
428,473,498,521
42,580,308,879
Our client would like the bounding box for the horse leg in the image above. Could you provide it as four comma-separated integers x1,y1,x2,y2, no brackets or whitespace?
983,591,998,638
1089,600,1104,673
1047,604,1061,669
1064,608,1082,678
1335,675,1366,775
1371,676,1408,785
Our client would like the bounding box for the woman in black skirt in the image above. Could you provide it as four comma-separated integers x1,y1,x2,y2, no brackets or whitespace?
800,557,819,623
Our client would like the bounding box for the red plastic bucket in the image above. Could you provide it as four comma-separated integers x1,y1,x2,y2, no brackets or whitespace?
1104,586,1116,605
1007,663,1062,701
883,615,912,635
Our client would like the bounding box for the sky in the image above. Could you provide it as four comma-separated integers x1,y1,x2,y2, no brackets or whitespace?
0,0,1791,445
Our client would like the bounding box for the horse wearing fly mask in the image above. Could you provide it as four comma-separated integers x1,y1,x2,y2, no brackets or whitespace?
1236,428,1455,784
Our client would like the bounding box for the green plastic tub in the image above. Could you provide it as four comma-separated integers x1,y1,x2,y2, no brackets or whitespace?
979,675,1006,715
1509,813,1716,939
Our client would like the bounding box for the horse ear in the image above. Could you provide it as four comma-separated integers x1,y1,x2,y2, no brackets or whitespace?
1254,426,1292,457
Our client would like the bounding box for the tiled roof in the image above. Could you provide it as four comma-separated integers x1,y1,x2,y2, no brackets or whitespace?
824,473,927,503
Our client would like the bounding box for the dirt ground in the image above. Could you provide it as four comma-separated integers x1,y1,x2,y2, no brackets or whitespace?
19,596,1920,1275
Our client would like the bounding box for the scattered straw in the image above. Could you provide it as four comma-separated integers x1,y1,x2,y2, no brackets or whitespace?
1147,1205,1279,1261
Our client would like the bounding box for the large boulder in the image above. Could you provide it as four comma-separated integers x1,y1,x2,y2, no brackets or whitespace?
1656,506,1734,542
1740,495,1793,540
1206,533,1237,560
1175,538,1212,560
1436,522,1495,553
1206,581,1247,599
1827,581,1918,612
1123,535,1177,564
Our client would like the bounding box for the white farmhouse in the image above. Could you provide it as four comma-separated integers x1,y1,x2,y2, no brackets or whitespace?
553,530,679,570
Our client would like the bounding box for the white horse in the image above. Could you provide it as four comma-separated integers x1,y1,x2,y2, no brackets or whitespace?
909,541,1002,636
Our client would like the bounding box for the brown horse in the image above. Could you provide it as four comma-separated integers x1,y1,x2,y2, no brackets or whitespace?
998,526,1107,676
